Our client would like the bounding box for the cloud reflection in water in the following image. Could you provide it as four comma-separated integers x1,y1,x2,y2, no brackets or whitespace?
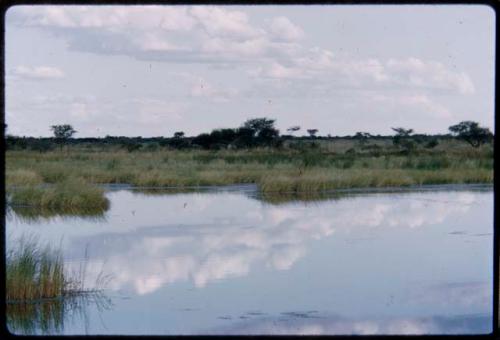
54,190,487,295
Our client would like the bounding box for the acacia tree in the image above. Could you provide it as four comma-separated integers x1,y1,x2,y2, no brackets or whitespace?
354,132,371,145
243,118,276,135
170,131,188,149
287,126,301,135
51,124,76,150
307,129,318,138
448,121,493,148
391,127,416,153
391,127,413,146
241,117,280,146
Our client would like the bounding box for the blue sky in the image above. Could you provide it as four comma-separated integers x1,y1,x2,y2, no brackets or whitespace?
5,5,495,137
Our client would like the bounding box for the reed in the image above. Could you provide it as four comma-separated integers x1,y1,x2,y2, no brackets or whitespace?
6,236,73,302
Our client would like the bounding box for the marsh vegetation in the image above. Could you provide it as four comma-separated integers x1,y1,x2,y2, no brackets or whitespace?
5,118,493,211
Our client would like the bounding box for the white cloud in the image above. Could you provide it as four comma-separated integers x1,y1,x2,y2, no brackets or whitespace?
370,93,452,119
190,6,263,40
270,16,305,42
386,58,475,94
190,77,238,102
11,65,65,80
256,62,306,79
9,6,475,97
136,32,186,52
6,5,486,137
15,5,196,31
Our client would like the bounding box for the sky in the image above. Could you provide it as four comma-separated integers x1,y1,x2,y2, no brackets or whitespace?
5,5,496,137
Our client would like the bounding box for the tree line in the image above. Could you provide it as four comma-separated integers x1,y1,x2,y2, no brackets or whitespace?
4,118,493,152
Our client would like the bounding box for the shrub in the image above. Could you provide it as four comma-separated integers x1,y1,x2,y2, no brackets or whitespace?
425,139,439,149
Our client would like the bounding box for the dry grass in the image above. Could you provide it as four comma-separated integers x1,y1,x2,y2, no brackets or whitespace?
5,141,493,197
6,169,43,187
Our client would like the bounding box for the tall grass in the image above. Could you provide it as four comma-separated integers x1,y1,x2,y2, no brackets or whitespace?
8,177,109,212
5,141,493,195
6,169,43,186
6,236,68,301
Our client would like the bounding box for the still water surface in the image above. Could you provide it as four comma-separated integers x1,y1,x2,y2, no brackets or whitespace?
6,185,493,335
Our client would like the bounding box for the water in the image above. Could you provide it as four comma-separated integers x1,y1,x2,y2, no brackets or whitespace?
6,185,494,335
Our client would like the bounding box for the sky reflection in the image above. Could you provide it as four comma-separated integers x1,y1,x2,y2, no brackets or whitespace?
6,188,493,334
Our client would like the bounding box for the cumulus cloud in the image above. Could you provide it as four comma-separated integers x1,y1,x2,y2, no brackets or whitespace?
386,58,475,94
8,6,475,97
11,65,65,79
370,93,452,119
190,6,263,40
270,16,305,42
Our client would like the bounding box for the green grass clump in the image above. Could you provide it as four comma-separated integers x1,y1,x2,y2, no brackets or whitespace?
9,178,109,212
6,236,71,301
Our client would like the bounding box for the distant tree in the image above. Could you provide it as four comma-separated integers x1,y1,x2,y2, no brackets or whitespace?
241,117,280,147
287,126,301,135
51,124,76,150
126,143,142,152
354,132,371,145
210,128,238,148
448,121,493,148
307,129,318,138
51,124,77,140
391,127,413,137
234,127,256,148
31,139,54,153
425,138,439,149
355,132,371,139
243,118,276,135
391,127,414,147
192,133,212,149
173,131,185,139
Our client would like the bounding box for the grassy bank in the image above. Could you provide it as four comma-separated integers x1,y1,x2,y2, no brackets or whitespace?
5,139,493,204
7,177,109,212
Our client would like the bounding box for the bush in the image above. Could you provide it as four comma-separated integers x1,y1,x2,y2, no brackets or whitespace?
30,140,54,153
345,148,356,155
124,142,142,152
425,139,439,149
144,143,160,152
